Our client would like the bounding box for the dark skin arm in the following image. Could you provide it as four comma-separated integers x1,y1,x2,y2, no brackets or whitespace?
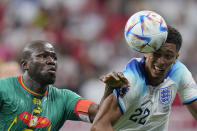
88,72,130,123
91,94,122,131
187,100,197,120
89,72,130,130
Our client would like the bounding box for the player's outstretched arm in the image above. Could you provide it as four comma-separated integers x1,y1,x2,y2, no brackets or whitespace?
91,93,122,131
88,72,129,123
187,100,197,120
99,72,130,104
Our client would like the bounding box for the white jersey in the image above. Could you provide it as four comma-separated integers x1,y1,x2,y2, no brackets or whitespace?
113,57,197,131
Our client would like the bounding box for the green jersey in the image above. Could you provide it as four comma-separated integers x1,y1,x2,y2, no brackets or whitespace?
0,76,82,131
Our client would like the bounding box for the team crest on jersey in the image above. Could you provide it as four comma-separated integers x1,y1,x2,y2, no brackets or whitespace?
18,112,51,128
159,86,172,105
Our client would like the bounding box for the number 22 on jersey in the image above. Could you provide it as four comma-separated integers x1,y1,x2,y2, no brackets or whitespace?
129,108,150,125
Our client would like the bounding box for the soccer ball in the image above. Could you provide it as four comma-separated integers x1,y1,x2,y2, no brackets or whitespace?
125,10,168,53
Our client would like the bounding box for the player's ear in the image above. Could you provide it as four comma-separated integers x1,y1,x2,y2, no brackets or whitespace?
21,60,29,71
176,53,179,59
173,53,179,64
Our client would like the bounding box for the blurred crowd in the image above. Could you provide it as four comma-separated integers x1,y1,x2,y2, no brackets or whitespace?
0,0,196,130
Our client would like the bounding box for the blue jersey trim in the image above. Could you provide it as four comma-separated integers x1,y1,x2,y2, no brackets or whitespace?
139,57,150,85
165,62,178,79
136,57,151,85
113,89,125,114
183,96,197,104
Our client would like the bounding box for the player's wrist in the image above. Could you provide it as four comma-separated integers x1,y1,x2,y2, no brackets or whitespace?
105,84,121,89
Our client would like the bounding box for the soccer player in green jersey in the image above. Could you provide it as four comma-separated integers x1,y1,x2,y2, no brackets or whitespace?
0,40,129,131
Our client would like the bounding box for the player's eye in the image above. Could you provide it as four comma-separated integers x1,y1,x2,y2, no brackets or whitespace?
42,54,48,58
49,54,57,60
165,54,174,59
37,54,47,59
52,55,57,60
54,56,57,60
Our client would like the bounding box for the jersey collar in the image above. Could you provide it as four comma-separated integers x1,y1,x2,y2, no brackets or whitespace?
18,75,49,97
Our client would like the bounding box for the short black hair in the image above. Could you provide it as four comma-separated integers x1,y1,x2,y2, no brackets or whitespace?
21,40,51,61
166,25,182,52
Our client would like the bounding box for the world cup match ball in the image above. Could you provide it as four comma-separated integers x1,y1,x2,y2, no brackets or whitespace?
125,10,168,53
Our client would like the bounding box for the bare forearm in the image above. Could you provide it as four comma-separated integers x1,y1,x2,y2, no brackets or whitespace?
90,72,128,123
100,85,114,105
91,94,121,131
187,100,197,120
88,103,99,123
88,85,113,122
91,122,114,131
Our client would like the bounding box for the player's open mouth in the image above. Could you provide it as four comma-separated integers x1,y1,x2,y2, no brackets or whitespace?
153,65,165,74
154,66,164,71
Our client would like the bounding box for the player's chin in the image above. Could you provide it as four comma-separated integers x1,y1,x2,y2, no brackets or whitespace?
150,70,164,79
47,78,56,84
45,74,56,84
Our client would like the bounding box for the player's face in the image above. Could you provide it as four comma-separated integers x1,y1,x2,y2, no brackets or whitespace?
144,43,178,85
27,43,57,85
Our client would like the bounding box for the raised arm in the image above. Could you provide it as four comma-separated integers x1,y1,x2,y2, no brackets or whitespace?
88,72,130,123
99,72,130,104
91,93,122,131
187,100,197,120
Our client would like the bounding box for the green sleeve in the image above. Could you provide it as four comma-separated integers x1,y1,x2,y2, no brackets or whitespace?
62,89,82,120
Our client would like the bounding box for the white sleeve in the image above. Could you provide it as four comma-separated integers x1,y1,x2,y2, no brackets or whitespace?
113,70,139,114
177,68,197,104
114,58,146,113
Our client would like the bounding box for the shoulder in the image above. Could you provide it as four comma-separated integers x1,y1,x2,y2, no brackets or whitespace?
0,76,19,96
168,60,193,83
48,85,81,98
123,57,145,78
172,60,188,70
169,61,191,77
0,76,18,87
0,76,17,82
125,58,143,70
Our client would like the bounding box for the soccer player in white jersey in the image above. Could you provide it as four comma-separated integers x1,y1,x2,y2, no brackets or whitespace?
91,25,197,131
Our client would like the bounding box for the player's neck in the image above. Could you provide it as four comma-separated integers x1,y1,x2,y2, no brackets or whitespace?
148,77,163,86
22,73,48,95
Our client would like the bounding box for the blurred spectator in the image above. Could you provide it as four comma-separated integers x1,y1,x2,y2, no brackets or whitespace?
0,61,22,78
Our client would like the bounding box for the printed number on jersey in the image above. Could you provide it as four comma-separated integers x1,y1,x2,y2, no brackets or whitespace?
129,108,150,125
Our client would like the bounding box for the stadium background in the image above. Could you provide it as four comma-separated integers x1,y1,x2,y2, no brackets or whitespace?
0,0,196,130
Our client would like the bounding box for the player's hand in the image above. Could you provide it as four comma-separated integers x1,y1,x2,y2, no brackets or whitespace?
100,72,130,88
